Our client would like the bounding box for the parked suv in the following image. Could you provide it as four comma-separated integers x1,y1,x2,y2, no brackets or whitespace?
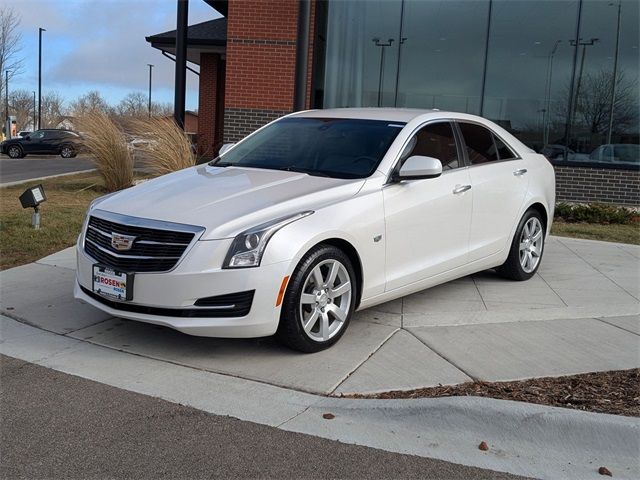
0,129,83,159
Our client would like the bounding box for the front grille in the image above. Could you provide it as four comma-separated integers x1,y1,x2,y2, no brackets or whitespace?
81,286,254,318
84,213,203,273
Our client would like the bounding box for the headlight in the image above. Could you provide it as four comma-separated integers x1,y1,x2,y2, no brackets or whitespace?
223,211,313,268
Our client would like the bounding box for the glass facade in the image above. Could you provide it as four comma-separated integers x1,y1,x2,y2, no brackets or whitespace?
314,0,639,167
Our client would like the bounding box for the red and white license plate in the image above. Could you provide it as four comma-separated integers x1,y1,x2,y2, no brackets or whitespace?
92,265,132,301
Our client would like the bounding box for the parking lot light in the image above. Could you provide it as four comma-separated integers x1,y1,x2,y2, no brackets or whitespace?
19,184,47,229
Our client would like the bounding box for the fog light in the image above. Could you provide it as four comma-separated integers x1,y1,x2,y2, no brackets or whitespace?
19,184,46,229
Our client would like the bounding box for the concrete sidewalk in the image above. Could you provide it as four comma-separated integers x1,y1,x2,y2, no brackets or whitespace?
0,235,637,395
1,315,638,480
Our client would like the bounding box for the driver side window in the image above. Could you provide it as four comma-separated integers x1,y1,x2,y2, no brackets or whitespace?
400,122,460,170
31,131,45,139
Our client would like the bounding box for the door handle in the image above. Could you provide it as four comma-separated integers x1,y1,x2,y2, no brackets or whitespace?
513,168,528,176
453,184,472,195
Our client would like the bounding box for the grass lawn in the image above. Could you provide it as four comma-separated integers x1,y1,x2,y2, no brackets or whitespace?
0,173,106,270
551,220,640,245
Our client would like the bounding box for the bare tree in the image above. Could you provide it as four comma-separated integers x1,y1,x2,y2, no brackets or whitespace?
40,92,66,128
69,90,110,117
116,91,148,117
151,101,173,117
8,89,33,130
0,7,23,112
557,68,639,136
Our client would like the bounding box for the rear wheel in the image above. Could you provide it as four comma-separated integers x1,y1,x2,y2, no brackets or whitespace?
276,244,356,353
7,145,22,159
60,145,75,158
496,209,545,281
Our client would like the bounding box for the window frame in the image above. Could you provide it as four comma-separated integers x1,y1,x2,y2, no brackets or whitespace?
387,119,467,183
453,120,521,168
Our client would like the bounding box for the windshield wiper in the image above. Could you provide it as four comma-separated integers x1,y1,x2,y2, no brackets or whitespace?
278,166,331,178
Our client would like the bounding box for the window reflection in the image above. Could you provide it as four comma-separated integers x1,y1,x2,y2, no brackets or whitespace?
318,0,639,167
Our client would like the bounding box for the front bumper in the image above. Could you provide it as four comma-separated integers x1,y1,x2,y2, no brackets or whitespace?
74,241,291,338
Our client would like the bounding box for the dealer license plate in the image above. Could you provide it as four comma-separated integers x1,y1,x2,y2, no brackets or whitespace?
92,265,133,301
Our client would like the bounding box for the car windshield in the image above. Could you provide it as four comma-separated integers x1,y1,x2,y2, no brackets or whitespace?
211,117,405,179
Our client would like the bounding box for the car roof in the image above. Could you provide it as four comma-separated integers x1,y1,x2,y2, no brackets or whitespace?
288,108,445,123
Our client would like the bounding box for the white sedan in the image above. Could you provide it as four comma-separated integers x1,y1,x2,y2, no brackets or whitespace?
74,109,555,352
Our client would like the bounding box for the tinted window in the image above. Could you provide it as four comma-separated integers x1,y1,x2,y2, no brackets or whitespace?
213,118,405,179
494,135,517,160
459,123,499,165
402,122,460,170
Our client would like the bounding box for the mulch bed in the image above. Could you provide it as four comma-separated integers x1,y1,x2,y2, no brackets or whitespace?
344,369,640,417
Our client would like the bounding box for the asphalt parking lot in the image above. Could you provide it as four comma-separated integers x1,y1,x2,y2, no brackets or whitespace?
0,154,95,185
0,355,524,480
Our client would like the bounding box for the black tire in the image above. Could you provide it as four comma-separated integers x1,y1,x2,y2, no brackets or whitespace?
7,145,22,159
276,244,357,353
60,145,75,158
496,208,545,281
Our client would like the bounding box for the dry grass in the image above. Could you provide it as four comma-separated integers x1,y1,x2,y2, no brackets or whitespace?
78,112,133,192
0,173,105,270
129,116,196,175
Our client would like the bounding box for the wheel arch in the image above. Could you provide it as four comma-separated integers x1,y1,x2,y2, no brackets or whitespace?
315,237,364,309
525,201,549,235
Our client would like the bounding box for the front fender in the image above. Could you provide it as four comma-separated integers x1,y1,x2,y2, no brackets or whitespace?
262,189,386,300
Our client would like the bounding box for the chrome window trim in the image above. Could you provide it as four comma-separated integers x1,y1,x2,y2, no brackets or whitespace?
453,119,522,168
84,209,205,274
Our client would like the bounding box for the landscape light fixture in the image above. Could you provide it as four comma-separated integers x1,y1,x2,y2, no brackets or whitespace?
19,184,47,229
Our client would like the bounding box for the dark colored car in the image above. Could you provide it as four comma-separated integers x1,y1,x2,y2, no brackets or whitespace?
1,129,83,159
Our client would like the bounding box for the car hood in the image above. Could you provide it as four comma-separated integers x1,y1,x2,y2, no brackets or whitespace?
93,165,365,240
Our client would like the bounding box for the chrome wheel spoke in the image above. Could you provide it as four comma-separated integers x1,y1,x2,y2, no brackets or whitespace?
300,293,316,305
327,303,346,322
320,312,330,340
312,266,324,288
330,281,351,299
327,262,339,288
303,310,320,333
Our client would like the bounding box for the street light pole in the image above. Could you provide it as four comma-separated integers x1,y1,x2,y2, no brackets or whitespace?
606,1,621,144
38,27,46,130
569,37,599,132
147,64,154,118
543,40,562,145
33,91,36,131
372,38,394,107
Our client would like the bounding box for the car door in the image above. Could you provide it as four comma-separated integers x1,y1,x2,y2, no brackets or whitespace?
24,131,47,153
456,121,529,263
383,121,472,291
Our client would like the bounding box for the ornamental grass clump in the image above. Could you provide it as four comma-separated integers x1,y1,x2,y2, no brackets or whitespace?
78,112,134,192
130,116,196,176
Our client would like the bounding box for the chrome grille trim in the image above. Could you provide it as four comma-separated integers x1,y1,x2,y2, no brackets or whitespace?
84,209,205,273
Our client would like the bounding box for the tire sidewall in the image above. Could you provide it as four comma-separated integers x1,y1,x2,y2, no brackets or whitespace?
510,209,545,280
279,245,357,352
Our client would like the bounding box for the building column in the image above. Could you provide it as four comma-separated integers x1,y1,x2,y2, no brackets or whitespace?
197,53,220,158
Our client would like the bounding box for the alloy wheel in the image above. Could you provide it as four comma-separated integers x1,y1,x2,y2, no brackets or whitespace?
8,146,20,158
519,217,543,273
61,146,73,158
299,259,352,342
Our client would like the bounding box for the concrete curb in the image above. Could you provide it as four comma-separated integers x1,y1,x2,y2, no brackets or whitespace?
0,169,96,187
1,314,638,480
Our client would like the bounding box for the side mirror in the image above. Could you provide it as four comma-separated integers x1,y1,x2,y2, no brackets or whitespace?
219,143,235,156
396,155,443,181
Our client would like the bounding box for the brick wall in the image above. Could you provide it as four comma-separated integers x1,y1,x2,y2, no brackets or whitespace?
222,0,317,143
555,165,640,207
198,53,221,157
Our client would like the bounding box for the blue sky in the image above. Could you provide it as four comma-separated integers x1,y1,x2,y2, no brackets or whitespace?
13,0,222,111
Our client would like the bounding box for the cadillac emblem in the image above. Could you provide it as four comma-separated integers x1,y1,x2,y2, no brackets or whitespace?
111,233,136,251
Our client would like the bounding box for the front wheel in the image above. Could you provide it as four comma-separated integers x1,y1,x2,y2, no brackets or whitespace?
7,145,22,159
496,209,545,281
276,245,356,353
